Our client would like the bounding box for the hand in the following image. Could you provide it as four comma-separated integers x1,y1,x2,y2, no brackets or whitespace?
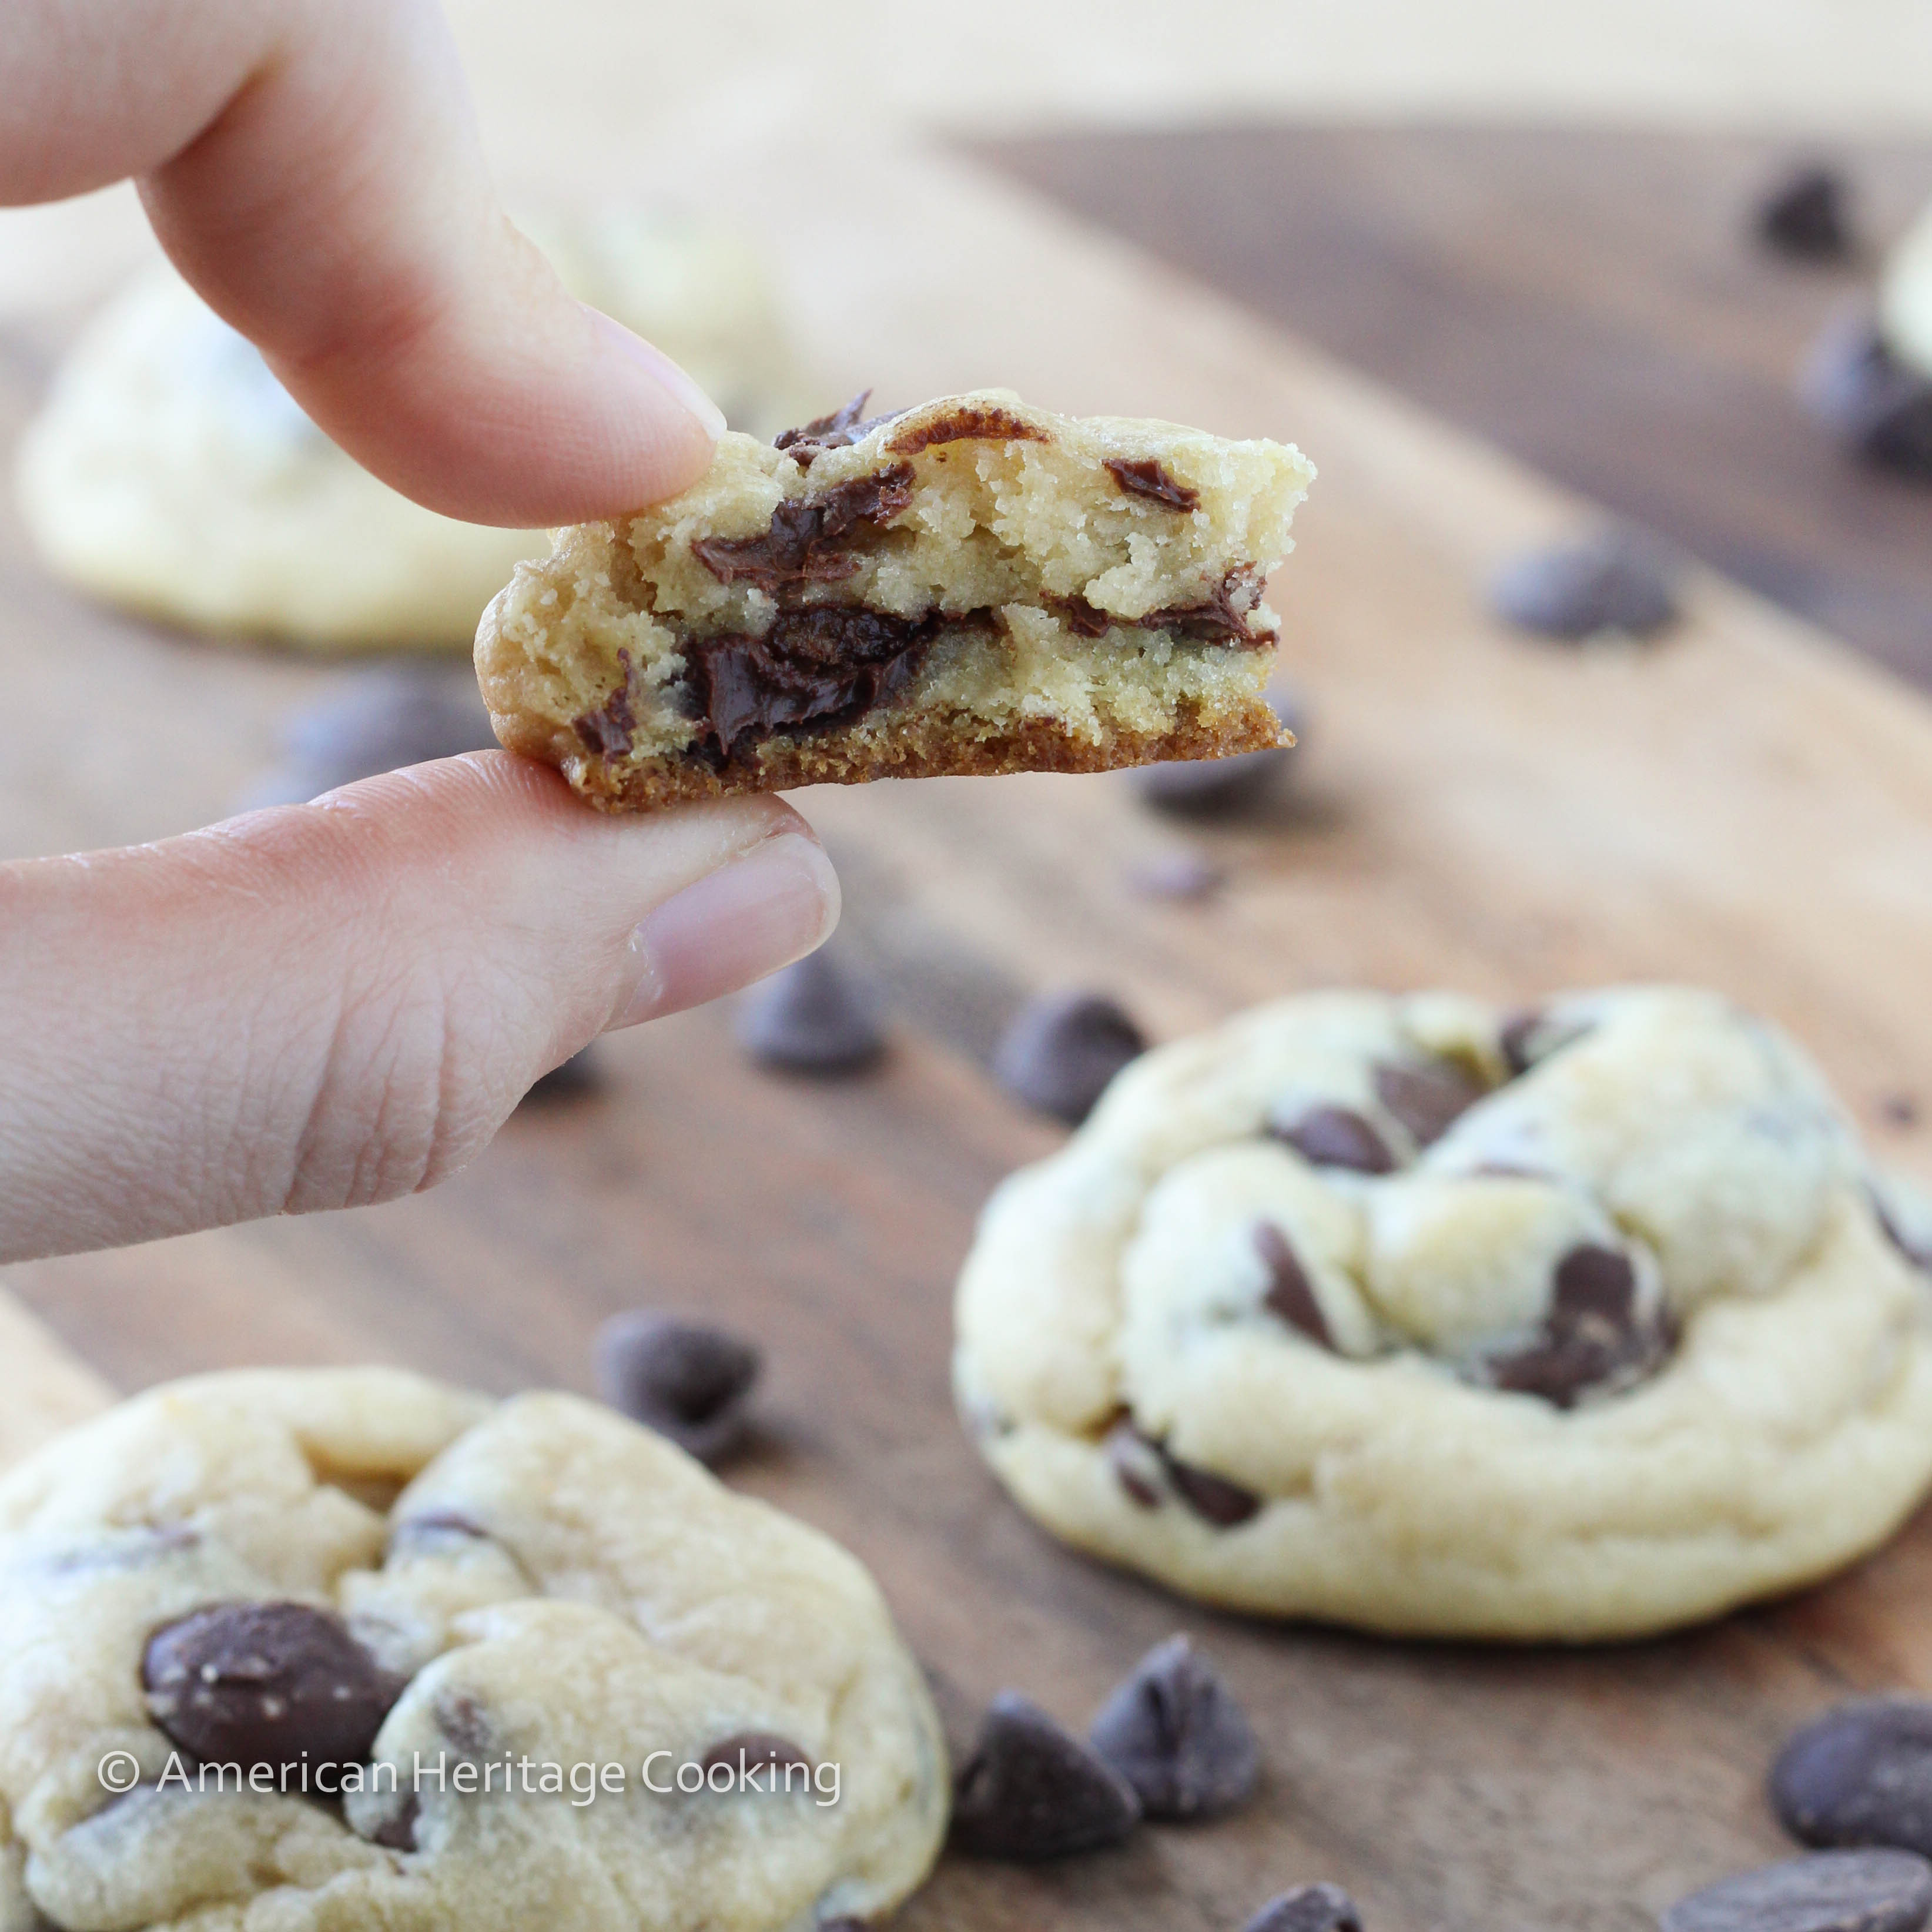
0,0,840,1263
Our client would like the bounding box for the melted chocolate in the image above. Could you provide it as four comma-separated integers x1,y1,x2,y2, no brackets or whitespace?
573,648,638,758
1104,457,1200,511
888,402,1047,454
1052,565,1271,645
692,465,915,590
687,607,943,762
774,390,903,468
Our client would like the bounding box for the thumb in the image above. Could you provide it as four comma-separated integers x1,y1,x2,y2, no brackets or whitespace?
0,755,838,1263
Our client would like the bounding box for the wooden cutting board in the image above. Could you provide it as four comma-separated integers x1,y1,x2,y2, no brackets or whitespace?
6,135,1932,1932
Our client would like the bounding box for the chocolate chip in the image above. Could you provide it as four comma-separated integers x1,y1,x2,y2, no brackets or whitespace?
1660,1850,1932,1932
1104,457,1200,512
1482,1243,1671,1408
1064,564,1274,647
1802,315,1932,480
1253,1221,1335,1349
593,1312,761,1464
1489,529,1680,640
1552,1243,1636,1320
1757,165,1854,261
734,949,885,1074
950,1690,1141,1858
774,390,900,467
692,465,915,591
993,992,1147,1126
887,404,1047,456
1104,1417,1165,1510
701,1732,812,1775
1123,850,1225,902
362,1792,418,1851
1160,1447,1263,1528
143,1602,403,1775
385,1509,491,1555
575,647,639,758
1088,1634,1259,1820
1774,1702,1932,1856
1270,1104,1396,1175
518,1044,601,1106
1244,1883,1365,1932
1372,1060,1485,1147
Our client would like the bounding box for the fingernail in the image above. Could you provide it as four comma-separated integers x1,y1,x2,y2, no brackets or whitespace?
605,834,840,1032
587,307,728,441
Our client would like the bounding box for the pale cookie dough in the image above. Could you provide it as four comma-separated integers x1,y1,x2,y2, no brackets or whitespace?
15,212,809,652
0,1368,946,1931
1880,198,1932,381
953,987,1932,1641
476,389,1311,809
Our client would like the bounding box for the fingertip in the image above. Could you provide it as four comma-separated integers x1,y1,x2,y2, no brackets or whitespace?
584,306,728,446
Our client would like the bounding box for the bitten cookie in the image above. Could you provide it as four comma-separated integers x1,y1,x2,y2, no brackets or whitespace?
15,213,807,652
0,1369,945,1931
474,390,1311,808
953,987,1932,1640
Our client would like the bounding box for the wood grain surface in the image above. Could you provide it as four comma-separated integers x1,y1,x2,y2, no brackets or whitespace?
5,135,1932,1932
979,123,1932,688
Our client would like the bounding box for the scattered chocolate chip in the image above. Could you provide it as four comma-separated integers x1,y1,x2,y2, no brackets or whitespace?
575,648,639,758
887,403,1046,456
1773,1702,1932,1856
1757,165,1854,261
686,605,943,763
993,992,1147,1126
1244,1883,1365,1932
1104,1417,1166,1510
1088,1634,1259,1820
734,949,885,1074
593,1312,761,1464
1660,1850,1932,1932
1270,1104,1396,1175
1160,1447,1263,1529
1482,1243,1672,1408
518,1044,601,1106
1253,1221,1335,1349
143,1602,403,1775
950,1691,1141,1859
1104,457,1200,512
1489,529,1680,640
774,390,900,467
1123,849,1225,902
692,465,915,591
1373,1060,1485,1148
1802,314,1932,480
701,1732,813,1774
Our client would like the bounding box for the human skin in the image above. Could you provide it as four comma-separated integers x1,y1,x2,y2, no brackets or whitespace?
0,0,841,1261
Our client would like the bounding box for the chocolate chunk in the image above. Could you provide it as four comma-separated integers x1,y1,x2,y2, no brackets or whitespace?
1104,1417,1165,1510
1161,1450,1263,1528
1660,1850,1932,1932
143,1602,403,1775
1123,849,1225,902
1244,1884,1365,1932
575,648,639,758
701,1732,813,1774
594,1312,761,1464
734,948,885,1074
1270,1104,1397,1175
1063,564,1273,647
1104,457,1200,511
1372,1060,1485,1148
1483,1243,1671,1407
687,605,939,762
1757,165,1854,261
774,390,900,467
518,1044,601,1106
1774,1702,1932,1856
1802,316,1932,480
1253,1221,1335,1349
993,992,1147,1126
951,1690,1141,1859
1088,1634,1259,1820
1489,530,1680,640
888,404,1047,456
692,464,916,591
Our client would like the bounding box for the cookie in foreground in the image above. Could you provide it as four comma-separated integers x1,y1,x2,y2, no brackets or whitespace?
0,1368,945,1931
475,389,1312,808
953,986,1932,1641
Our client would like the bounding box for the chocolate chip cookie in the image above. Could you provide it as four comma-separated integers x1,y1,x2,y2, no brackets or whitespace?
953,987,1932,1640
474,390,1311,808
0,1369,945,1931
